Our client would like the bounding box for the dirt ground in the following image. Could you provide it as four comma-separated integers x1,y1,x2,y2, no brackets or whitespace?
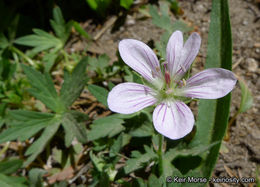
70,0,260,186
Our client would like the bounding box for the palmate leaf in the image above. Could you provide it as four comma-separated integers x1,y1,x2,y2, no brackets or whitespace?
60,57,88,108
0,110,55,143
50,7,72,44
88,115,125,141
15,29,63,56
88,84,109,107
62,111,88,147
124,145,157,174
21,64,64,112
24,120,60,166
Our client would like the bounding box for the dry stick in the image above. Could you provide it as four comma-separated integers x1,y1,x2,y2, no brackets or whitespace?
232,57,243,69
93,16,117,41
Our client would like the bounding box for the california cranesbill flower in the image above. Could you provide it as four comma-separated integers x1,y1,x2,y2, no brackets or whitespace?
107,31,237,140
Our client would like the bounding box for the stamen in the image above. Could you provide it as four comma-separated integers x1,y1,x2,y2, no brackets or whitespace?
165,71,171,86
182,79,187,86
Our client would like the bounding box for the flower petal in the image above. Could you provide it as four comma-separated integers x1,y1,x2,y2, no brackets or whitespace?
153,101,194,140
107,83,157,114
166,30,183,76
183,68,237,99
176,32,201,77
119,39,161,82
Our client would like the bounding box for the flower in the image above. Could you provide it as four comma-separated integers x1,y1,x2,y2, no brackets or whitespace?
107,31,237,140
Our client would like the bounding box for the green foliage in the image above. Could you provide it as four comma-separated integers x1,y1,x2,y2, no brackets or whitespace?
86,0,112,17
124,145,157,174
238,79,253,113
21,64,63,112
120,0,133,9
0,58,88,166
88,115,125,141
0,159,23,175
14,6,72,72
62,111,88,147
149,3,192,60
0,174,28,187
88,84,109,106
50,7,73,44
28,168,46,187
15,29,63,56
73,21,91,40
190,0,233,179
60,57,88,108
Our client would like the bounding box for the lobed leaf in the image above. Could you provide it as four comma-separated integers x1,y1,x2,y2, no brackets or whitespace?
88,115,125,141
124,147,157,174
24,121,60,167
15,29,62,55
21,64,63,112
0,110,55,143
50,7,72,44
60,57,88,108
61,112,88,147
88,84,109,107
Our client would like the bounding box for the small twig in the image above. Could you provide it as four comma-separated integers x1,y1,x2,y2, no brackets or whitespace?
93,16,117,41
232,57,243,69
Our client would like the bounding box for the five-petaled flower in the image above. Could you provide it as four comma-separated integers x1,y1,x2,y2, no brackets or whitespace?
107,30,237,140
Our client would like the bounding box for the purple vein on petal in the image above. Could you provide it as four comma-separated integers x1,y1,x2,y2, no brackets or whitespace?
162,104,167,123
176,102,185,118
133,98,156,107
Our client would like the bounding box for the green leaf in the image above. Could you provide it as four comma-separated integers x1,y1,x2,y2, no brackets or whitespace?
148,174,162,187
0,174,27,187
109,133,130,157
89,151,105,172
238,79,253,113
0,110,55,143
50,7,72,44
0,159,23,175
0,33,9,49
24,121,60,166
165,141,220,162
62,112,88,147
190,0,233,179
60,57,88,108
28,168,46,187
120,0,133,9
43,52,58,73
21,65,63,112
73,21,91,40
129,121,154,137
124,148,157,174
88,84,109,106
149,4,172,32
88,115,125,141
15,29,63,55
88,54,110,73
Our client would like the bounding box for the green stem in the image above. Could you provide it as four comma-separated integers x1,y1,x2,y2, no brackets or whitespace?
10,46,36,67
158,134,164,176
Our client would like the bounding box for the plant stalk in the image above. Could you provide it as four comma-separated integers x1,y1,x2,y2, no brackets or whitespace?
158,134,164,176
